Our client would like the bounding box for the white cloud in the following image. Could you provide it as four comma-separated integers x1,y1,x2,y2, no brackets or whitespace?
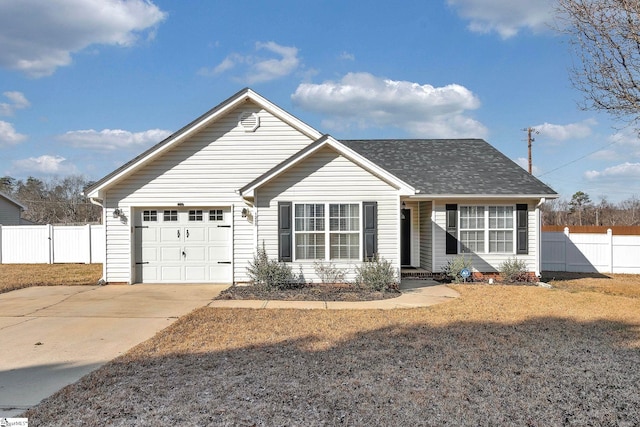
0,91,30,116
0,0,167,77
0,120,27,146
57,128,171,151
608,128,640,148
339,51,355,61
516,157,541,175
534,119,597,141
12,155,76,174
448,0,554,39
291,72,487,138
201,41,300,83
585,162,640,180
249,42,299,83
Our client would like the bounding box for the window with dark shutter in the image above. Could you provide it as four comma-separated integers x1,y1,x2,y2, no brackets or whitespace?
278,202,292,262
516,204,528,254
363,201,377,260
446,204,458,254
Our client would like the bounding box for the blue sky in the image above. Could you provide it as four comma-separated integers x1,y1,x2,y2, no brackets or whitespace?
1,0,639,202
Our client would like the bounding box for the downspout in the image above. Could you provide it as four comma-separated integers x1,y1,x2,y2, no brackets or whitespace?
90,197,107,284
535,198,546,279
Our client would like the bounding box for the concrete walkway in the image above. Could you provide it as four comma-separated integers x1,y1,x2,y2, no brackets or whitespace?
209,280,459,310
0,284,227,417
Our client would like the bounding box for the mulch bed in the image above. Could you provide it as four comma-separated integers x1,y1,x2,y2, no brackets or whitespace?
216,283,400,301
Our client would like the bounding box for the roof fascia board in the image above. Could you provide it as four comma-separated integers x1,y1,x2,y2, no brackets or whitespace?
86,88,323,198
405,193,560,200
240,135,415,198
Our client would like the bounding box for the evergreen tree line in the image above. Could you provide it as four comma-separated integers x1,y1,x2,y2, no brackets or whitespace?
0,175,102,225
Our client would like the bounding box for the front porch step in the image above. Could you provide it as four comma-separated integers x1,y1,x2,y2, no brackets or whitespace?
401,269,444,280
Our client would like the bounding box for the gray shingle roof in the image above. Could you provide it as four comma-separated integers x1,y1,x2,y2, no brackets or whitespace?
340,139,557,196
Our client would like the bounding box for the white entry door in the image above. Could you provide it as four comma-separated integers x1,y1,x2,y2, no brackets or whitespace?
134,208,232,283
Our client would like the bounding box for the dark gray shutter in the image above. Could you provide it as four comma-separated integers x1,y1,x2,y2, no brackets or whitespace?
445,204,458,254
278,202,292,262
363,201,377,260
516,204,528,254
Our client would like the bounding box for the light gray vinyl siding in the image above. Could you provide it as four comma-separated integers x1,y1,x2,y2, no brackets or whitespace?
256,146,401,283
102,101,314,283
0,196,22,225
103,204,131,282
419,201,432,270
432,200,538,273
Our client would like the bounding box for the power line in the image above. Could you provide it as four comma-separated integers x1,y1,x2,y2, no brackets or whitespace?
535,138,622,178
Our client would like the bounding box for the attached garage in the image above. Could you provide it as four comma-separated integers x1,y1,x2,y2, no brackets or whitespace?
134,207,232,283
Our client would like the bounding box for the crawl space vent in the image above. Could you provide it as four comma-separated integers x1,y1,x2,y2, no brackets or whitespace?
238,112,260,132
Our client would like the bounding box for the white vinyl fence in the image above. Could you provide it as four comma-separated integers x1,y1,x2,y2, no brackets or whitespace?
0,224,104,264
542,228,640,274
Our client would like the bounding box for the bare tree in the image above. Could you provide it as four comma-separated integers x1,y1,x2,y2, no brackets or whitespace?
8,175,102,224
556,0,640,124
542,193,640,226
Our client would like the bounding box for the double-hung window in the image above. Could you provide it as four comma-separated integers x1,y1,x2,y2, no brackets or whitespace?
329,204,360,259
460,206,484,253
458,205,516,253
488,206,513,253
295,204,325,259
294,203,360,260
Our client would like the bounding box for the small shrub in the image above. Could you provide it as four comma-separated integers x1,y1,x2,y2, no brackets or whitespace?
247,243,296,290
314,261,346,284
499,257,530,283
354,255,398,291
441,255,474,283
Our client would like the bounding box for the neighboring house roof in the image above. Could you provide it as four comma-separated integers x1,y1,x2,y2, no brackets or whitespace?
239,135,415,198
85,88,323,199
0,191,26,210
341,139,558,197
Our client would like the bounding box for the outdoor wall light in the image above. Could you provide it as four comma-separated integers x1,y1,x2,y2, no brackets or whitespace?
241,208,249,218
112,208,123,218
177,202,184,206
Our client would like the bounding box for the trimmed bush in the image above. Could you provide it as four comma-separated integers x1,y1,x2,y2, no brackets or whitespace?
313,261,346,284
354,255,398,291
247,243,296,289
441,255,474,283
499,257,530,283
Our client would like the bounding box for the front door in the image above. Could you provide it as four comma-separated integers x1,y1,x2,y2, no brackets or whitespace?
401,208,411,266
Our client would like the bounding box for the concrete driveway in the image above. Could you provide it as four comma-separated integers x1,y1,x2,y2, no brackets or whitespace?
0,284,227,417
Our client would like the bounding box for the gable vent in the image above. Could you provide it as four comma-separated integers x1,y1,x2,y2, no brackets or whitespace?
238,112,260,132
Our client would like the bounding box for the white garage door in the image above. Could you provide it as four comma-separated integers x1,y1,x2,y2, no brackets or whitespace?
134,208,232,283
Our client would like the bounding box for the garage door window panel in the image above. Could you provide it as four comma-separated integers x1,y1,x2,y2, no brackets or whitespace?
143,210,157,222
209,209,224,221
189,210,203,221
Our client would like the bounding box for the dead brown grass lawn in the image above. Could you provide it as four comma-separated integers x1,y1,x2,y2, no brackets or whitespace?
546,271,640,299
0,263,102,293
25,284,640,426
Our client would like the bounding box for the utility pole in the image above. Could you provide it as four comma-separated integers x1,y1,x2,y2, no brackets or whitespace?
523,127,539,174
